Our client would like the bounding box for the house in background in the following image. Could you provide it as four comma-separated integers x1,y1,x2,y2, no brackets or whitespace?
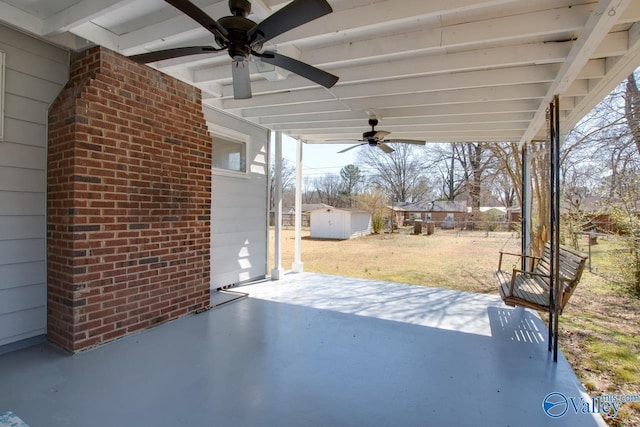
507,207,522,229
561,195,640,234
392,201,467,228
309,205,372,240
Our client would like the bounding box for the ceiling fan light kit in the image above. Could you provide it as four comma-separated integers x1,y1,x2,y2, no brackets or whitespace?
131,0,339,99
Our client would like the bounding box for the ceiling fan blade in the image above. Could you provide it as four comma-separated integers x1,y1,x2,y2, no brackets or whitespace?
259,51,338,88
130,46,222,63
232,59,252,99
378,143,395,154
338,143,366,153
165,0,228,41
248,0,332,45
385,139,426,145
373,131,390,141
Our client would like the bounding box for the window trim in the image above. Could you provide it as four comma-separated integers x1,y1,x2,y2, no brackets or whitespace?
209,124,250,178
0,50,5,142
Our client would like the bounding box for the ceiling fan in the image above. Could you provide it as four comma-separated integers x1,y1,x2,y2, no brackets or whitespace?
337,119,426,153
130,0,339,99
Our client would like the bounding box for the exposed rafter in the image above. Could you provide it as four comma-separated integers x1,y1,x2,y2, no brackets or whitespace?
1,0,639,145
518,0,633,147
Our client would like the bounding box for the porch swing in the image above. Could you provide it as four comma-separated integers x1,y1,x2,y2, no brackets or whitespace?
495,96,588,362
496,241,587,314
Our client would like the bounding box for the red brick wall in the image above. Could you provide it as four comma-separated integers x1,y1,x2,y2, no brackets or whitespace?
47,46,211,352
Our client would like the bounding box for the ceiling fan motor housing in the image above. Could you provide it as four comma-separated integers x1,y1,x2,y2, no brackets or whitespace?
363,131,378,144
217,15,256,59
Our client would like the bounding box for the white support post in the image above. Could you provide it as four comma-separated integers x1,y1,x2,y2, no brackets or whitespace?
292,138,304,273
271,131,285,280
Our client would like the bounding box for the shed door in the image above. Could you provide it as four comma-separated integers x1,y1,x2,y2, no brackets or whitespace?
323,212,343,239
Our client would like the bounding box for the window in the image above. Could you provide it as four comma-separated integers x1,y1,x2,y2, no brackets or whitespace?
212,133,246,173
0,50,5,141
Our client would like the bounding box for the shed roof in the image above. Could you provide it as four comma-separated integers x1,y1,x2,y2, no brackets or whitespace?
307,204,369,214
301,203,333,212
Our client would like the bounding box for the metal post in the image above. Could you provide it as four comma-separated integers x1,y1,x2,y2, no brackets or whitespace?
588,229,596,272
547,102,555,355
550,95,561,363
588,233,591,273
522,145,532,271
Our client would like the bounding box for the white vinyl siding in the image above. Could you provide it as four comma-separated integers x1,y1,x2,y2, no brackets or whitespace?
204,106,269,289
0,24,68,347
349,213,373,238
0,50,4,140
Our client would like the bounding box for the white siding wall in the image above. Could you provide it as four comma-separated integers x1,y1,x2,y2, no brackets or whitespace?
0,25,69,346
349,213,372,238
204,106,269,288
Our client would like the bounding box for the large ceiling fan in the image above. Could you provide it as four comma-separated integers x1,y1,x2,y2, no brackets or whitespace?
130,0,339,99
337,119,426,153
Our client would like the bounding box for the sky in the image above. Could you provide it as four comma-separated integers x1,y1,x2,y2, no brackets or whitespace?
278,133,360,178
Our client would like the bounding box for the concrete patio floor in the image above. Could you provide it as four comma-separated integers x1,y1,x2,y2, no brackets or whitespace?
0,273,606,426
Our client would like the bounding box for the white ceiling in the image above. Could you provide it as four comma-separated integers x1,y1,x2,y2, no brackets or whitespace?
2,0,640,145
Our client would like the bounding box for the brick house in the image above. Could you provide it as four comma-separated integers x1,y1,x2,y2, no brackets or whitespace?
392,201,467,228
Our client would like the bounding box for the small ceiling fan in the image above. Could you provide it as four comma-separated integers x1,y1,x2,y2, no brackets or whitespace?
337,119,426,153
130,0,339,99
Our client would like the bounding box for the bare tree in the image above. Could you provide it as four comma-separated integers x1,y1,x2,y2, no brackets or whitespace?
313,173,344,207
302,177,315,204
626,72,640,155
451,142,497,229
528,141,551,255
568,72,639,198
357,143,430,203
269,158,296,210
487,142,523,208
424,143,466,201
489,168,517,209
486,139,549,255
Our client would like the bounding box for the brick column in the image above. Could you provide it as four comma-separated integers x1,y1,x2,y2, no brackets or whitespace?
47,46,211,352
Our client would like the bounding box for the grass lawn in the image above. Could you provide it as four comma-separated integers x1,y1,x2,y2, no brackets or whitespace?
271,227,640,426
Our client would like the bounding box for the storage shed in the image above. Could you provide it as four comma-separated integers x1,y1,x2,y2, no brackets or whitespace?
309,205,372,240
